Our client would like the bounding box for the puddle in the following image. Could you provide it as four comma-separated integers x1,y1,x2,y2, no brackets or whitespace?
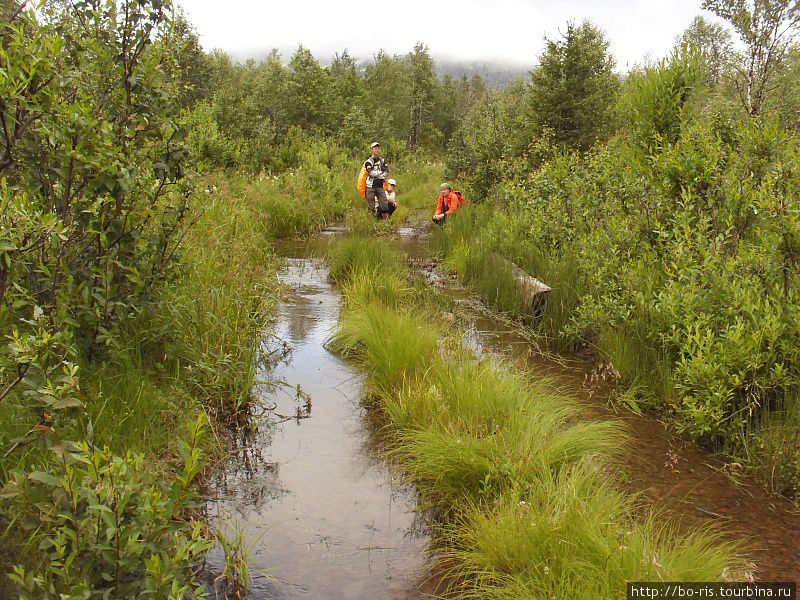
205,258,430,599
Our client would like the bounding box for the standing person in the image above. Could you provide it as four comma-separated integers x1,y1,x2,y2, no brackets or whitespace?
365,142,389,218
432,183,464,224
384,178,398,217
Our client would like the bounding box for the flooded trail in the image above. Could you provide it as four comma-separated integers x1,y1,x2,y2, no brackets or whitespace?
455,308,800,583
206,222,798,599
205,256,430,599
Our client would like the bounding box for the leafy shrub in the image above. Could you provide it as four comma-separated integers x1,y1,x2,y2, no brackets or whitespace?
1,417,213,599
441,49,800,492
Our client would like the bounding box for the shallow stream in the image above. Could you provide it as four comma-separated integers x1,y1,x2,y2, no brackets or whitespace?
204,256,430,599
205,225,799,598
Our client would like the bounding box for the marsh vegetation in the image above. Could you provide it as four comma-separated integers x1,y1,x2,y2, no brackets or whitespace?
2,0,800,596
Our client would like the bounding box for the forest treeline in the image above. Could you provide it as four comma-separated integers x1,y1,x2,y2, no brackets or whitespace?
1,0,800,595
178,41,488,170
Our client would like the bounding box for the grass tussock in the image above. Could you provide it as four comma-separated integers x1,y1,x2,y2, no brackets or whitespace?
328,236,406,283
443,465,742,600
342,266,410,309
327,236,747,597
328,302,440,399
386,360,626,504
437,208,526,317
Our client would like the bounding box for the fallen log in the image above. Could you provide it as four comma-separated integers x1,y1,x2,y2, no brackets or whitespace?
490,252,551,310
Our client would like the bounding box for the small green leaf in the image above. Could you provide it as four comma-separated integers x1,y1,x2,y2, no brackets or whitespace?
28,471,62,487
52,397,85,409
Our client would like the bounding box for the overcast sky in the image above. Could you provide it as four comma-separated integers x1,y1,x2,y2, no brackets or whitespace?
178,0,720,71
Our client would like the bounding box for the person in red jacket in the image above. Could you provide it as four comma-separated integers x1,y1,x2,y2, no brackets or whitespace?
432,182,464,224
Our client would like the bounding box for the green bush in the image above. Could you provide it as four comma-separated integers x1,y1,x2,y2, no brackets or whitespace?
1,417,213,600
441,50,800,493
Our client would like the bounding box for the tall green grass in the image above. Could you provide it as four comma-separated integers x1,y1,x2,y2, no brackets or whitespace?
734,392,800,496
143,182,280,416
328,303,440,399
0,162,344,592
436,207,526,317
443,465,742,600
328,236,406,283
326,237,746,597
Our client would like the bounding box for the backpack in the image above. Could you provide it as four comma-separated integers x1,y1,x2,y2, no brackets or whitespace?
443,190,466,213
357,166,367,198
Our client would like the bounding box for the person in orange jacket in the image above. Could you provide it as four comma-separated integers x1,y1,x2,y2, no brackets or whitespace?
432,182,464,224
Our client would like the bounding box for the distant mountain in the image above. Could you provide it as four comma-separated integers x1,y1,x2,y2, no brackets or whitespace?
234,47,531,88
434,59,530,88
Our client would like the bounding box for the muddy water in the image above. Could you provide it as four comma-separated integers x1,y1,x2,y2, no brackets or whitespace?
207,224,798,599
390,225,800,585
205,257,430,599
454,308,800,583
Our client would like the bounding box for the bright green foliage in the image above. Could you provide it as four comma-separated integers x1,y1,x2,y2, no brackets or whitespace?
445,467,743,599
388,361,625,503
342,267,409,309
446,82,541,200
328,236,406,283
619,49,704,152
442,44,800,494
0,1,316,588
1,0,194,462
438,222,527,316
1,416,213,599
329,303,440,399
529,21,619,151
328,238,745,597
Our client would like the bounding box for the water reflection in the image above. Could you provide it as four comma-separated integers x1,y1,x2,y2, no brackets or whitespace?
206,257,431,600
